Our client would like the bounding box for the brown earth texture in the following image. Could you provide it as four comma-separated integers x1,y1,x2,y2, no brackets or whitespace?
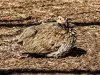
0,0,100,75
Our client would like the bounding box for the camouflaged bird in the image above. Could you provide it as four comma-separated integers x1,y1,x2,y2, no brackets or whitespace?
16,16,76,58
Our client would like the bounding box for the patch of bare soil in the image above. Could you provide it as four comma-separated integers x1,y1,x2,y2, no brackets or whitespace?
0,0,100,75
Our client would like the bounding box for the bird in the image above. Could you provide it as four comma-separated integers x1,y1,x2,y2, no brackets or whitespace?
16,16,76,58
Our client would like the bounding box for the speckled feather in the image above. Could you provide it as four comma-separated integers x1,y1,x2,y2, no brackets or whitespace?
17,22,75,54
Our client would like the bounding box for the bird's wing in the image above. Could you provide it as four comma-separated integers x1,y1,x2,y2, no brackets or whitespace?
17,26,37,42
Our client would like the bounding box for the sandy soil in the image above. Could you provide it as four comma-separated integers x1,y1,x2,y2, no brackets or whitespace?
0,0,100,75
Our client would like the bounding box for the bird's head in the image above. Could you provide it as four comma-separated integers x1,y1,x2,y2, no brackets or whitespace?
56,16,66,24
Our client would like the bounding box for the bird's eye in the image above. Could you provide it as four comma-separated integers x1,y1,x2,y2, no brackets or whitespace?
60,18,62,20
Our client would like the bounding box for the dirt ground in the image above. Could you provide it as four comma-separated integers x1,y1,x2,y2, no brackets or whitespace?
0,0,100,75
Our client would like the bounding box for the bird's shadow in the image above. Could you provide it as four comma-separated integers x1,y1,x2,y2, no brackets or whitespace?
65,47,87,57
22,47,87,58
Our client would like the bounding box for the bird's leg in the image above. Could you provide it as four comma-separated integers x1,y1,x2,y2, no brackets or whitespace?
46,43,72,58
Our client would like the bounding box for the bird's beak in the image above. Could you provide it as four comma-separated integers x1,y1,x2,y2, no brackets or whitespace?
55,17,59,21
56,17,60,23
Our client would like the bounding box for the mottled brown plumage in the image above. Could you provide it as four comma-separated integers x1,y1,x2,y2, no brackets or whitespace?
17,16,76,58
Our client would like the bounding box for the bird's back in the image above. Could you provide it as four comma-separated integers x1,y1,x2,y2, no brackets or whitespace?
21,22,73,54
